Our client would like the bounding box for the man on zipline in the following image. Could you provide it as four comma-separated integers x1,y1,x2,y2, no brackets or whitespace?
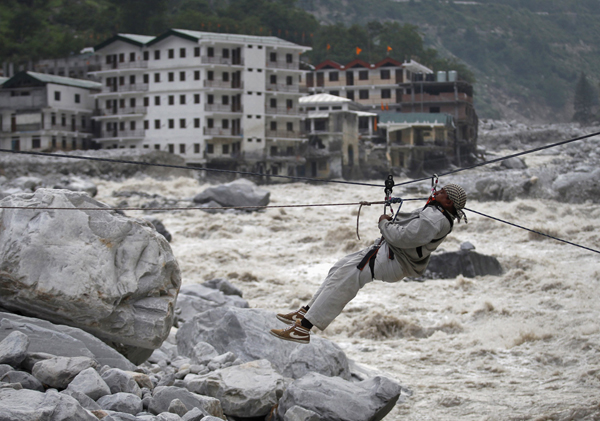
270,184,467,344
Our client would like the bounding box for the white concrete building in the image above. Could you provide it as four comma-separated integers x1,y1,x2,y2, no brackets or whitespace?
89,29,310,175
0,72,101,152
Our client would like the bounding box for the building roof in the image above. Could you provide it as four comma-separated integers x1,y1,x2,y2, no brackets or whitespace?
1,71,102,90
94,33,155,51
299,93,351,105
146,28,311,51
0,77,8,86
314,57,432,73
378,112,454,127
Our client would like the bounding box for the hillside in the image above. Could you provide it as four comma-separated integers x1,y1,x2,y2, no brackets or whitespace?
300,0,600,123
1,0,599,123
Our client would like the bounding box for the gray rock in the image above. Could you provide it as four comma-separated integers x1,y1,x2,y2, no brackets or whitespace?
9,176,44,191
0,314,136,371
552,169,600,203
175,284,248,326
168,398,188,416
189,342,218,365
148,386,222,418
0,381,23,390
102,411,137,420
196,200,224,214
186,359,285,418
427,249,503,279
0,330,29,367
101,368,142,397
460,241,476,251
500,156,527,169
284,406,320,421
0,363,13,377
193,178,270,210
202,278,243,297
180,407,207,421
206,352,236,371
97,392,143,415
1,370,44,391
0,189,181,355
61,389,102,411
176,307,350,380
66,367,110,400
277,373,402,421
32,356,97,389
127,370,154,391
0,388,97,420
143,217,172,242
156,413,183,421
62,176,98,197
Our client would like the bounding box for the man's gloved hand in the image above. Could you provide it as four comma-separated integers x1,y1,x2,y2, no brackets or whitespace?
379,214,392,223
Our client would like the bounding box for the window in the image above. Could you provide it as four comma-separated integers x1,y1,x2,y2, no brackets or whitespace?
359,90,369,99
270,52,277,62
144,120,149,129
180,71,185,81
430,106,440,113
129,75,136,84
143,51,149,60
380,69,390,80
286,76,293,85
154,73,160,83
168,49,174,59
143,145,149,149
207,71,214,81
119,98,125,108
168,119,174,129
54,91,61,101
130,98,136,108
143,74,149,84
286,99,293,109
168,72,174,82
168,144,174,153
208,118,214,128
194,94,200,104
119,53,124,63
270,98,277,108
287,122,293,131
359,70,368,80
154,144,160,150
194,118,200,128
194,47,200,57
179,144,186,153
222,144,229,154
74,94,80,103
207,47,214,57
169,95,174,105
286,53,293,63
222,96,229,105
144,97,149,106
130,121,136,130
381,89,391,99
154,120,161,129
154,50,160,60
194,143,200,153
180,48,186,58
81,116,86,128
52,136,57,148
32,136,41,149
222,72,229,82
180,119,186,128
222,49,229,58
154,96,161,106
270,121,277,131
119,121,125,131
119,76,125,86
207,143,214,153
61,114,66,126
347,91,355,100
130,52,136,62
194,70,200,80
222,119,229,129
270,146,277,156
208,94,214,104
270,74,277,84
329,72,339,82
180,95,186,104
51,113,56,125
330,90,339,96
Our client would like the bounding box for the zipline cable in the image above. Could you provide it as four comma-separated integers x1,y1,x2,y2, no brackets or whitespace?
0,149,384,188
465,207,600,255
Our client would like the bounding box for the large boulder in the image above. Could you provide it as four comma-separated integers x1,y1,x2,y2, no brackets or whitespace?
551,168,600,203
174,284,248,326
427,247,503,279
0,189,181,360
185,359,286,418
0,388,97,421
0,312,137,371
147,386,223,418
193,179,270,210
176,307,350,380
276,372,402,421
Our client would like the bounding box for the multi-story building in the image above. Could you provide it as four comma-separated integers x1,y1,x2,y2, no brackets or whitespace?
0,71,101,152
89,29,310,176
299,93,377,179
307,58,432,112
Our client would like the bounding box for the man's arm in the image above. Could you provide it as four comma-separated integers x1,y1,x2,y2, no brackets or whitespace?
378,210,446,249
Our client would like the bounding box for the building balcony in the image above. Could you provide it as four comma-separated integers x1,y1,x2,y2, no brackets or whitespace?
265,129,303,139
203,80,244,90
93,107,147,118
265,106,299,116
94,61,148,72
99,83,149,94
95,129,145,140
14,123,42,132
266,83,308,94
201,56,244,66
204,104,243,113
400,92,472,104
203,127,242,137
266,60,300,70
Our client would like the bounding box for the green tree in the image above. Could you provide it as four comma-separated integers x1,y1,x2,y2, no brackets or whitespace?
573,72,596,125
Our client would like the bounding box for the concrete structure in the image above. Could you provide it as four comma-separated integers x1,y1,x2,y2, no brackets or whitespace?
299,93,376,179
306,58,432,112
378,112,455,174
0,72,101,152
89,29,311,177
32,50,103,80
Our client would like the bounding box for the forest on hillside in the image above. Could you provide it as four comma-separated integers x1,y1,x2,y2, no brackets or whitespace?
1,0,599,123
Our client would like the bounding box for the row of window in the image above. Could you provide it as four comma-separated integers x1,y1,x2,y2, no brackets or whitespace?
104,142,247,155
327,89,392,100
107,46,293,63
106,118,296,132
9,136,88,151
325,69,393,82
51,91,81,103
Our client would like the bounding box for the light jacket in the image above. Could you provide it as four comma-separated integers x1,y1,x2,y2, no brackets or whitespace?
378,204,453,277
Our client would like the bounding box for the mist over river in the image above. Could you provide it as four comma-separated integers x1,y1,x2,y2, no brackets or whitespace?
91,154,600,421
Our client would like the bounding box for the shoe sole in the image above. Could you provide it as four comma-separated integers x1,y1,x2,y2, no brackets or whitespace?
269,330,310,344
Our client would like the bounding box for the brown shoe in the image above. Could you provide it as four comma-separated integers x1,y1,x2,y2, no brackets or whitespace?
276,307,306,325
270,320,310,344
